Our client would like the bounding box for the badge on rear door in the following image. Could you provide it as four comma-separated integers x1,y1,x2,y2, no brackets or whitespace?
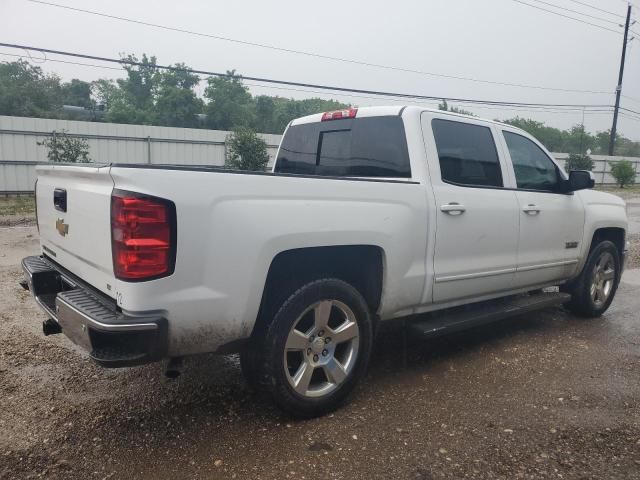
56,218,69,237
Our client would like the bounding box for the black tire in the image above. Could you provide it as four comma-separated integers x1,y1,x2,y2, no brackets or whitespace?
254,278,373,418
562,240,621,318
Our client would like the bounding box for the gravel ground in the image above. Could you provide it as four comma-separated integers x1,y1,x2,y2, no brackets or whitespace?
1,195,640,480
627,233,640,269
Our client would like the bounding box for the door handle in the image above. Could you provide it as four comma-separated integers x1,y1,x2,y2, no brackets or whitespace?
53,188,67,212
440,203,466,215
522,204,541,215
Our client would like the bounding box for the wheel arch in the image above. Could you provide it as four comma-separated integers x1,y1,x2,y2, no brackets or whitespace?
570,225,626,283
251,245,385,338
589,227,626,257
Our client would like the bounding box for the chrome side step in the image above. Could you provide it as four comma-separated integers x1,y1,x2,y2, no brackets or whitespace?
408,291,571,338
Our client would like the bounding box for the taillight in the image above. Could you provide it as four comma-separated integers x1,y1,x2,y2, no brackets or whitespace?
321,108,358,121
111,190,176,281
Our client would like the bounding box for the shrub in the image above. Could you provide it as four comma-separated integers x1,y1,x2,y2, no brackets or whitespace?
225,127,270,171
565,153,593,171
609,160,636,188
37,130,91,163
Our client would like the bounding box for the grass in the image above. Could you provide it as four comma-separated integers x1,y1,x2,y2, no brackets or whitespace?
0,196,36,216
596,184,640,192
595,185,640,200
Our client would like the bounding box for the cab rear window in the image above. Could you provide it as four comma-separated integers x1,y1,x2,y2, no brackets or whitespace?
275,116,411,178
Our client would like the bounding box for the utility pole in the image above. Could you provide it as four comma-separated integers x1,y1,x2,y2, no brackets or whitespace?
609,4,632,156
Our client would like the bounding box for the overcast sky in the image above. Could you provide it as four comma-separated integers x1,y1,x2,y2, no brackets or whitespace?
2,0,639,139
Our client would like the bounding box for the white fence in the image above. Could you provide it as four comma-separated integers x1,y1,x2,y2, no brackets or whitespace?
552,153,640,186
0,116,282,193
1,115,638,193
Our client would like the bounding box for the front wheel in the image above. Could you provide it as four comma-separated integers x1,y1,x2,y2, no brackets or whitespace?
563,240,621,318
256,278,373,418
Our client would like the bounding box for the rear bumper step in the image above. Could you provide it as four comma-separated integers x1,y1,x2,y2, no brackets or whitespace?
21,255,167,367
408,291,571,338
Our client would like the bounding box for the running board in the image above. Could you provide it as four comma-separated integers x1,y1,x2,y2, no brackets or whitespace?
408,291,571,338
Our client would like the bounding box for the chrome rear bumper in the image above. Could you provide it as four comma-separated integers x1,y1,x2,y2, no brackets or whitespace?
21,255,167,367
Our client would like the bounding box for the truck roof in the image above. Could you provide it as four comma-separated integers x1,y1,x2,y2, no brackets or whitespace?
289,105,513,129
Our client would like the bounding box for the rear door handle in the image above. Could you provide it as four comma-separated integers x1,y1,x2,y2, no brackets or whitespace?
440,203,466,215
522,204,540,215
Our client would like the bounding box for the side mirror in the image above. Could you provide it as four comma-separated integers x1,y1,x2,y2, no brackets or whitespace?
567,170,595,192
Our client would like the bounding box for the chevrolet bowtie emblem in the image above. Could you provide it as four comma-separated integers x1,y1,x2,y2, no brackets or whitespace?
56,218,69,237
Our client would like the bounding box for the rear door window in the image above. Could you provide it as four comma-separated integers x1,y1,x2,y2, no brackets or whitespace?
431,119,503,188
275,116,411,178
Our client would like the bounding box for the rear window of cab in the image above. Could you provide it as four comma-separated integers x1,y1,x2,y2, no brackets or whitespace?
275,116,411,178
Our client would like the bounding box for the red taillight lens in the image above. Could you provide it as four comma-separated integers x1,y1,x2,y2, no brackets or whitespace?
111,191,176,281
321,108,358,121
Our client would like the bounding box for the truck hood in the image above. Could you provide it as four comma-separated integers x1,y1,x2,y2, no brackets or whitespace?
577,189,626,208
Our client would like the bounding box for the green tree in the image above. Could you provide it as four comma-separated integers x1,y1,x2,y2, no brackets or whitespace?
565,153,593,171
61,79,92,108
615,136,640,157
254,95,278,133
609,160,636,188
0,60,62,117
105,54,159,124
267,97,348,134
594,130,613,154
153,64,203,127
37,130,91,163
594,130,640,156
204,71,255,130
225,127,269,171
562,124,595,155
91,78,119,111
438,99,476,116
502,117,565,151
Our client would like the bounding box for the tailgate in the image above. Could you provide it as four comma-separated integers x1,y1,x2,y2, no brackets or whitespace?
36,164,115,298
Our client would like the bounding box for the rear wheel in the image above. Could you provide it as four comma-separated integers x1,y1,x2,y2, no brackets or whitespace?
563,240,620,318
248,278,373,418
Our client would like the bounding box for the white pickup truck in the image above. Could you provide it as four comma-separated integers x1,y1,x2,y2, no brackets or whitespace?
22,106,628,417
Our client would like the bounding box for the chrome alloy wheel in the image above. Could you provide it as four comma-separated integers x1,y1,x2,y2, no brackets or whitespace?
283,300,360,398
590,251,616,308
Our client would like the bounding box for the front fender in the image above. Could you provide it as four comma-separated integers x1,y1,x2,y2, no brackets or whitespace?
572,190,627,276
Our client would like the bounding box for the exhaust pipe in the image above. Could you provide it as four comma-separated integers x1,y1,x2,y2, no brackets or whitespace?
42,319,62,336
165,357,183,379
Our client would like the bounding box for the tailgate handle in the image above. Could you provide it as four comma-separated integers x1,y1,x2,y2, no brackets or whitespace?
53,188,67,212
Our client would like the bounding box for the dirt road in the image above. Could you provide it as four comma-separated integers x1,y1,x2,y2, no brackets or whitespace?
1,219,640,479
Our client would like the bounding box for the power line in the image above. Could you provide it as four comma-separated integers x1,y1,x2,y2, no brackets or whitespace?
619,112,640,122
4,52,633,132
2,50,618,119
21,0,613,95
0,51,123,71
509,0,624,33
563,0,625,18
526,0,623,25
0,51,620,118
620,106,640,116
0,42,617,111
247,81,613,114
